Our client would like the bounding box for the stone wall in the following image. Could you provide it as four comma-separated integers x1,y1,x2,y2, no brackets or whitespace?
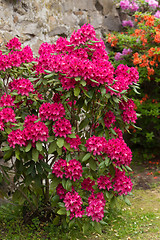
0,0,123,55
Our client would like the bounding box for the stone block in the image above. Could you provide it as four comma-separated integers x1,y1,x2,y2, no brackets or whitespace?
49,26,68,37
97,0,114,15
103,14,121,31
89,11,103,28
63,0,96,11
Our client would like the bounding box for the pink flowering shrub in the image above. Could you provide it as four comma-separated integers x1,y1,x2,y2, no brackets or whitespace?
0,24,138,232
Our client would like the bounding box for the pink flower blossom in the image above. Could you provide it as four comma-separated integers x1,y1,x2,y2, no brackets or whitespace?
0,94,15,107
65,159,83,181
63,191,84,219
97,175,112,190
23,120,49,143
70,24,96,46
86,192,106,222
113,169,133,195
23,114,38,128
9,78,34,96
53,118,72,138
85,136,107,155
65,135,81,150
119,99,137,124
105,138,132,166
52,159,67,178
56,183,66,199
122,20,134,27
155,10,160,18
81,177,95,192
103,111,116,128
0,108,16,123
5,37,22,50
39,102,65,121
8,129,26,148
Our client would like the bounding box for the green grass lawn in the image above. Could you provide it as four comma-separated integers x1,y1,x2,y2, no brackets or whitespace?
0,186,160,240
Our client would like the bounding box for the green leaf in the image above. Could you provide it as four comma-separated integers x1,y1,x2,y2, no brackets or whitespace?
68,133,76,138
82,153,91,162
63,141,72,151
36,162,43,174
79,118,89,130
100,87,106,97
123,196,131,206
74,86,80,97
107,85,119,93
80,80,86,86
81,87,91,98
89,159,97,171
50,178,61,190
48,142,57,154
113,96,120,103
3,149,13,160
105,157,110,166
47,136,55,143
57,147,62,156
99,161,105,169
94,221,102,235
90,78,99,84
83,222,90,234
69,219,75,228
25,142,32,152
75,77,81,81
110,128,117,135
44,70,52,73
40,160,51,172
44,73,55,79
125,165,133,171
57,138,64,148
100,220,108,225
32,148,39,162
66,179,72,191
36,141,42,152
52,216,60,226
57,208,66,215
15,149,20,160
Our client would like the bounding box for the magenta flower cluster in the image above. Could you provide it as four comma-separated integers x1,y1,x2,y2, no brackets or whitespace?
0,45,34,71
5,37,22,50
97,175,112,190
122,20,134,28
103,111,116,129
119,99,137,124
120,0,139,11
9,78,34,96
39,102,65,121
86,192,106,222
115,48,133,61
65,135,81,150
0,93,15,107
85,136,107,155
56,183,66,199
52,158,83,181
0,107,16,130
7,115,49,148
64,191,85,219
53,118,72,138
113,169,133,195
81,177,95,192
105,138,132,166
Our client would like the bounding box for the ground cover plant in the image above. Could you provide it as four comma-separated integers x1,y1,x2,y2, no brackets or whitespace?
0,24,139,233
106,10,160,159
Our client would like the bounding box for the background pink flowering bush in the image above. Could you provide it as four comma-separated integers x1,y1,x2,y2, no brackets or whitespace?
0,25,138,233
